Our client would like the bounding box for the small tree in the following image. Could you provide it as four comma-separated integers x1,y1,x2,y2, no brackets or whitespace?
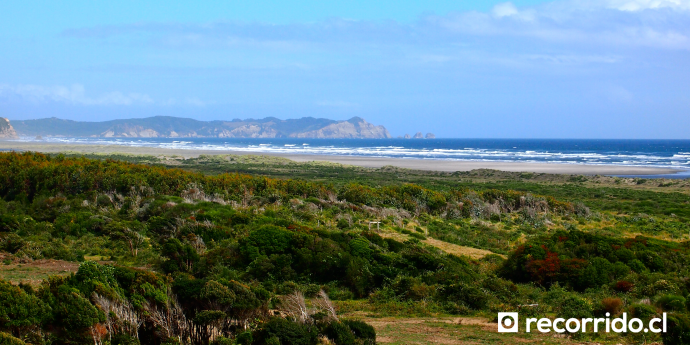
54,285,104,334
0,280,49,339
161,238,199,273
106,221,147,257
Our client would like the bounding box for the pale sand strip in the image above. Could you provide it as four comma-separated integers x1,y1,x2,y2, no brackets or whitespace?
0,141,681,176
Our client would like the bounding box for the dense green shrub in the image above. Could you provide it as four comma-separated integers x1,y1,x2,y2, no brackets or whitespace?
324,321,356,345
235,332,253,345
342,320,376,344
629,304,657,321
0,332,25,345
253,318,318,345
0,280,49,338
657,295,687,312
663,313,690,345
439,283,489,310
501,230,690,292
111,334,141,345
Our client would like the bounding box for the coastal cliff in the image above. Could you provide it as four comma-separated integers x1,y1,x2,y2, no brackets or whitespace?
0,118,18,139
11,116,391,139
291,117,390,139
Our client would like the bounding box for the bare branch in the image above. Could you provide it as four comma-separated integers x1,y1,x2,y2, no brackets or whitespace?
314,290,338,322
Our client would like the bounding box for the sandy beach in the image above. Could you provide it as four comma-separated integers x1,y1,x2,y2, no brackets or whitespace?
0,140,682,176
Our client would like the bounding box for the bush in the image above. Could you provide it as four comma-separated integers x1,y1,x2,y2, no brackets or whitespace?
662,313,690,345
324,322,356,345
440,283,489,310
324,284,355,301
235,332,253,345
614,280,634,293
0,332,25,345
629,304,657,321
53,285,104,332
0,280,50,337
0,215,20,233
254,318,318,345
559,295,593,319
266,337,280,345
342,320,376,344
657,295,687,312
409,233,427,240
96,195,112,207
337,219,350,229
628,259,646,273
111,334,141,345
0,233,25,253
210,337,233,345
600,297,623,316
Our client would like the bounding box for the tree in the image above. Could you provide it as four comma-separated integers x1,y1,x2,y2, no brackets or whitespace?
161,238,200,273
0,280,49,339
106,221,147,257
53,285,104,333
200,280,236,312
0,332,26,345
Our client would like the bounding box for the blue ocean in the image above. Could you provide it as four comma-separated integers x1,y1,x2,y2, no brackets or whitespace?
27,137,690,177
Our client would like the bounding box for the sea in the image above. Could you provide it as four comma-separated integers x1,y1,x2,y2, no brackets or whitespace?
20,137,690,178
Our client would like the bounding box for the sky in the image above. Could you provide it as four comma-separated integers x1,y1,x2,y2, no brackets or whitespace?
1,0,689,138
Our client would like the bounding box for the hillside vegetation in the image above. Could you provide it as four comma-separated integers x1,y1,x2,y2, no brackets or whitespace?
1,152,690,344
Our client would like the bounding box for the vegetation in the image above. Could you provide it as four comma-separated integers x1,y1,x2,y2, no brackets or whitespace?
0,151,689,344
10,116,368,138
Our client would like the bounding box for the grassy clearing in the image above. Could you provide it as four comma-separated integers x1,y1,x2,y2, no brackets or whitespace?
374,227,501,260
356,317,621,345
0,259,79,286
423,237,505,260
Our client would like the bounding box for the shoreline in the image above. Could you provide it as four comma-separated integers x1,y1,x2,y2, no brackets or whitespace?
0,141,684,176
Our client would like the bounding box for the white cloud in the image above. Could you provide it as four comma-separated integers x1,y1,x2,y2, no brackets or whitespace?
0,84,153,105
492,2,521,18
427,0,690,50
604,0,690,11
490,2,538,21
0,83,207,107
58,0,690,62
523,54,619,64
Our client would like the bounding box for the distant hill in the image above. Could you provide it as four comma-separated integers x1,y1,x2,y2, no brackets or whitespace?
9,116,392,139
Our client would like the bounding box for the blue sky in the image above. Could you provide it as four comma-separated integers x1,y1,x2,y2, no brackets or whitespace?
1,0,689,138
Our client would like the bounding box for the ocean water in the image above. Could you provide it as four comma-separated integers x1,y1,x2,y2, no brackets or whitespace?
22,137,690,176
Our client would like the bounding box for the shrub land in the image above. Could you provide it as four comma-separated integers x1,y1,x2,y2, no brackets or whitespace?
0,152,689,344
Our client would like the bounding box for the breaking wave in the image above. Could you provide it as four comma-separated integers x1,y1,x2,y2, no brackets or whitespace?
18,137,690,170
